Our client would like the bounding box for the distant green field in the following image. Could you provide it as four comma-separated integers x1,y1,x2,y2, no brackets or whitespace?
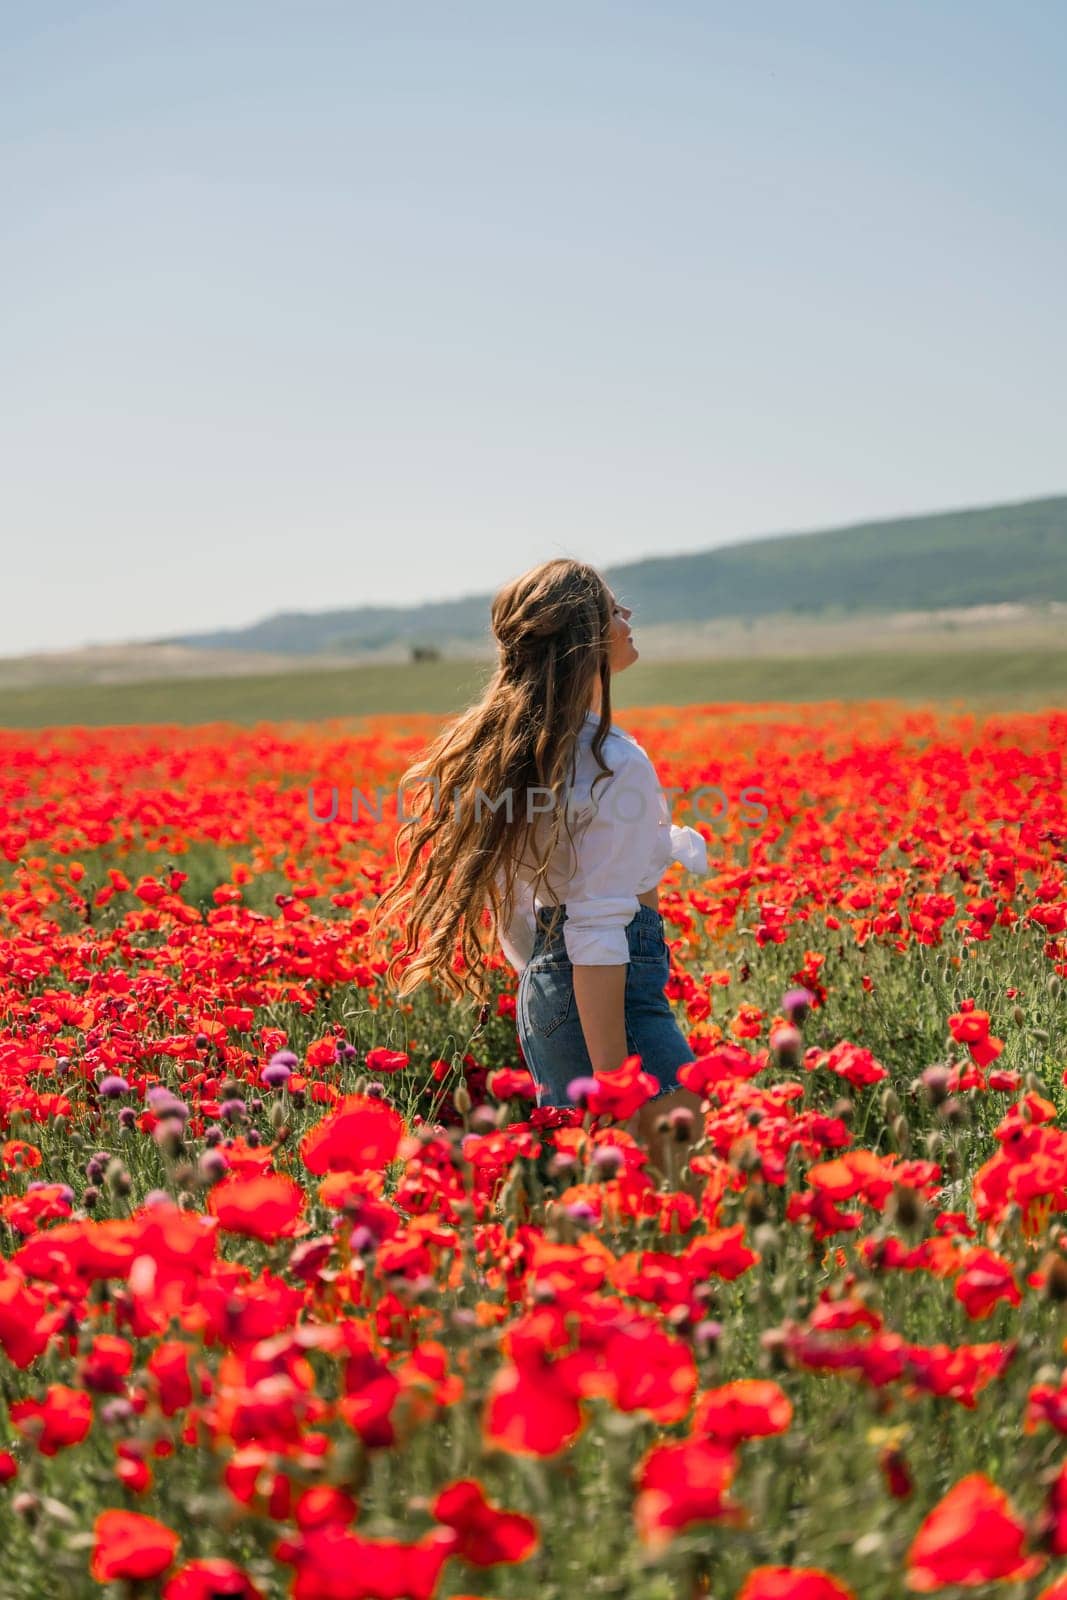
1,649,1065,729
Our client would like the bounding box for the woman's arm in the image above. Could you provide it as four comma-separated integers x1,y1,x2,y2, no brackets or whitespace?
572,963,629,1073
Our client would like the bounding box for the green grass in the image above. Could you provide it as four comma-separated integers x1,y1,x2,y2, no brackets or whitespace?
1,648,1065,730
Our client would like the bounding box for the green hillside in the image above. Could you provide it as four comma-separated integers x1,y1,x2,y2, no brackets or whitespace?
157,494,1067,656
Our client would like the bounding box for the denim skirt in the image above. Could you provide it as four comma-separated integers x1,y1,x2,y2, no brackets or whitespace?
516,902,696,1109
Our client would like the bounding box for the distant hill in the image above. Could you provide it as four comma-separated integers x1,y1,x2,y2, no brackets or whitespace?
156,494,1067,656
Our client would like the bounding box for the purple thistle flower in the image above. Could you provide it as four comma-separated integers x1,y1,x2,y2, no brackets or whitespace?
198,1149,227,1183
147,1086,187,1119
566,1075,600,1107
261,1058,292,1088
782,987,816,1024
98,1075,130,1099
591,1145,624,1177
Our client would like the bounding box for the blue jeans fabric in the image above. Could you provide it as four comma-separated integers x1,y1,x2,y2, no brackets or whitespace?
516,902,697,1109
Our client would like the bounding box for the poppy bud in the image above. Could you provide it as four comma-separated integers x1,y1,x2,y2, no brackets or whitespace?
1012,1004,1025,1026
892,1185,922,1231
1042,1252,1067,1302
879,1444,913,1499
453,1081,472,1116
12,1493,39,1523
753,1223,780,1256
105,1159,131,1196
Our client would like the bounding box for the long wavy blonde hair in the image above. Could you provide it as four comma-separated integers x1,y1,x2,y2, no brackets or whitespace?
368,558,619,1008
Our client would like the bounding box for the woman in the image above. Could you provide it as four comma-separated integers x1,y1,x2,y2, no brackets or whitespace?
371,558,707,1183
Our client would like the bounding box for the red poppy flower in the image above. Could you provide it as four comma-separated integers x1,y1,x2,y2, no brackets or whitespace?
906,1474,1044,1590
148,1341,196,1416
116,1440,153,1494
633,1438,743,1549
482,1353,584,1457
948,1008,1004,1067
431,1478,538,1566
365,1047,410,1074
163,1560,265,1599
90,1509,181,1582
487,1068,538,1100
294,1485,360,1532
953,1249,1021,1319
691,1380,793,1446
736,1568,856,1600
0,1261,65,1368
80,1334,134,1394
10,1383,92,1455
587,1056,661,1120
300,1095,405,1174
207,1173,306,1239
278,1524,454,1600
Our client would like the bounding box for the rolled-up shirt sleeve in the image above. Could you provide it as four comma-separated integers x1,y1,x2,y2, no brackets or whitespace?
670,822,709,877
563,753,665,966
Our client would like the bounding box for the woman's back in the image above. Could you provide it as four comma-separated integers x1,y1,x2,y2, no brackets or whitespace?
496,712,707,973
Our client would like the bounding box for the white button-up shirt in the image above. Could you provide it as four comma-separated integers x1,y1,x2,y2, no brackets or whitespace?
495,710,708,973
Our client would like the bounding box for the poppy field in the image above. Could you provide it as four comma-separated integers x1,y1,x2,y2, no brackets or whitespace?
1,700,1066,1600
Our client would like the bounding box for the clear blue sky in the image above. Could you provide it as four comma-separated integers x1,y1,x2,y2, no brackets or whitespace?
4,1,1065,654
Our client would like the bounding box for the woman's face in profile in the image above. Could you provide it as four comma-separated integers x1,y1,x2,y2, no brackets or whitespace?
606,587,639,673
